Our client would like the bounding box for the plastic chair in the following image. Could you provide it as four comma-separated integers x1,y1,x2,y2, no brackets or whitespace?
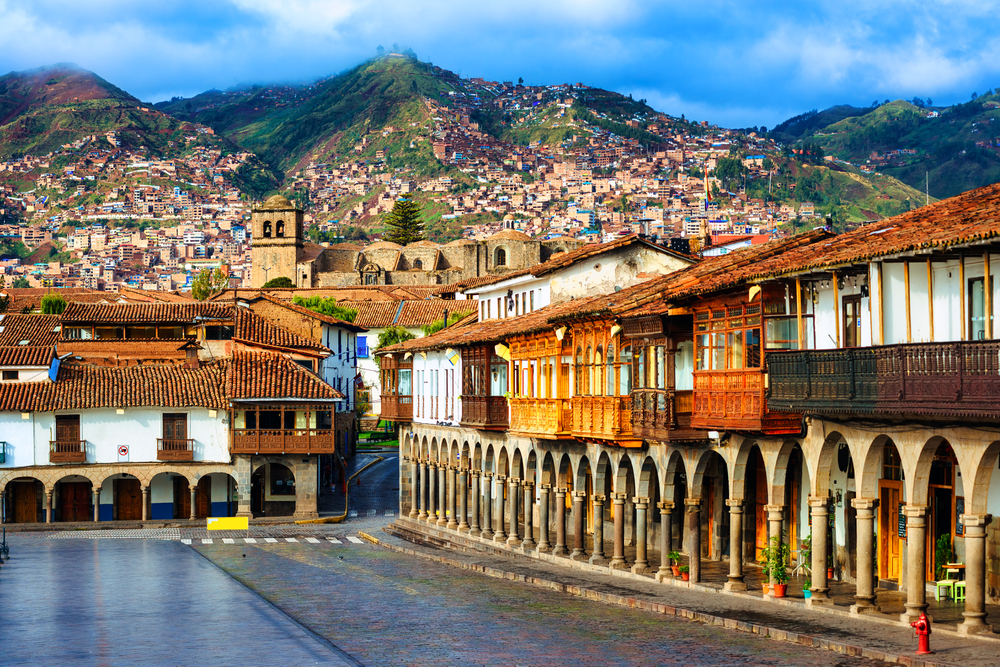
934,579,954,601
954,580,967,602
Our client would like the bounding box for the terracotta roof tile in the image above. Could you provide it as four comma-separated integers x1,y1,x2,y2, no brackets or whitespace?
249,294,366,332
395,301,477,328
234,308,331,355
227,350,343,401
60,302,233,324
0,345,53,366
0,314,61,346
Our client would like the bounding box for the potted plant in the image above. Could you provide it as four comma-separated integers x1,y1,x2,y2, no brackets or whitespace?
679,564,690,581
769,536,790,598
668,550,681,577
803,578,812,599
758,544,772,594
827,552,835,581
935,534,953,582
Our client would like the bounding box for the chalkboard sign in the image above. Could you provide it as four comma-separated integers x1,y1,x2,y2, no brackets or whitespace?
956,496,965,536
898,502,907,538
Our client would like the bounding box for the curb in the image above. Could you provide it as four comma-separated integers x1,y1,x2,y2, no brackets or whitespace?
375,525,951,667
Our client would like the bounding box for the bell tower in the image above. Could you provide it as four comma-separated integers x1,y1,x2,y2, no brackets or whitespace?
251,195,304,287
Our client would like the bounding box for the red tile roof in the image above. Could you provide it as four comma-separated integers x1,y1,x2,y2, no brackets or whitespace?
227,350,344,401
395,301,477,328
249,293,366,332
234,307,331,355
0,345,53,367
0,313,61,346
60,302,233,324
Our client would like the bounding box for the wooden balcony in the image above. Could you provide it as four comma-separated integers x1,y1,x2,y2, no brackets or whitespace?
631,389,708,443
381,395,413,422
570,396,640,446
157,438,194,461
509,398,572,438
692,369,802,434
768,341,1000,421
231,429,336,454
460,395,509,430
49,440,86,463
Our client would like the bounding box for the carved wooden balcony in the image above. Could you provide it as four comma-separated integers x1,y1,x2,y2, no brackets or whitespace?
692,368,802,434
460,396,509,430
768,341,1000,421
157,438,194,461
631,389,708,443
570,396,640,445
509,398,572,438
381,395,413,422
231,429,336,454
49,440,86,463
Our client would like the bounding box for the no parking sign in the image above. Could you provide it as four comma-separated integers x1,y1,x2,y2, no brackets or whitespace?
117,445,129,462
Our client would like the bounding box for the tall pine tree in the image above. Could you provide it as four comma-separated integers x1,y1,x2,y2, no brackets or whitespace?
382,198,424,245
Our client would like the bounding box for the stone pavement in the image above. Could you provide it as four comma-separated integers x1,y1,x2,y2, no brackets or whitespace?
194,532,886,667
0,537,355,666
384,517,1000,667
319,451,399,517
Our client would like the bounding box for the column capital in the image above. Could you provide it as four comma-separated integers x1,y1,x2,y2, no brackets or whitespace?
684,497,702,510
556,487,568,495
725,498,744,509
904,505,929,519
540,483,552,491
592,494,606,504
495,474,507,483
851,497,879,511
572,490,588,500
508,477,520,485
657,500,674,512
483,471,493,479
470,470,480,478
808,496,830,511
764,503,784,513
611,492,627,502
522,479,534,489
632,497,649,508
961,513,993,529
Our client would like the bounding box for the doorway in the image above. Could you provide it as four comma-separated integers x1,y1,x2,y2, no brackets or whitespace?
196,477,212,518
58,481,92,522
115,477,142,520
251,468,264,515
878,480,903,581
843,295,862,347
173,477,191,519
11,480,40,523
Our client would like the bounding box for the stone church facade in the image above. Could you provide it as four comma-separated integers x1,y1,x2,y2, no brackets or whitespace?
250,196,584,289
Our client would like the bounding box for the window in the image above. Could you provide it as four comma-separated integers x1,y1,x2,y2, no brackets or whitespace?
594,346,604,396
495,247,507,267
490,355,507,396
127,325,156,339
619,346,632,395
270,465,295,495
695,305,763,370
294,359,315,372
413,258,423,270
263,221,272,238
636,346,645,389
163,413,187,441
2,370,18,381
276,220,285,238
586,346,594,395
486,300,491,319
64,326,93,340
606,345,615,395
204,325,233,341
357,336,369,358
969,276,993,340
398,369,412,396
95,326,124,340
55,414,80,443
529,291,535,312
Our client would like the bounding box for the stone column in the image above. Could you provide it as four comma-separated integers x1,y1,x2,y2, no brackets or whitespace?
959,514,994,635
765,504,783,591
522,481,537,549
458,468,469,532
437,465,448,527
850,498,879,614
470,472,481,534
724,499,746,591
409,458,419,519
610,492,628,569
447,466,459,529
418,462,429,520
141,486,149,522
507,478,521,545
46,489,53,524
808,497,831,604
537,484,552,551
589,494,608,565
686,498,702,582
235,456,253,518
570,490,587,560
93,487,101,522
656,501,674,580
493,476,507,542
632,498,651,574
553,488,568,556
190,486,197,520
481,473,494,539
426,463,436,522
902,505,929,624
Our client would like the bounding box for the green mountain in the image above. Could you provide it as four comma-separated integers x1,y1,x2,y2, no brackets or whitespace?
0,63,222,158
772,96,1000,199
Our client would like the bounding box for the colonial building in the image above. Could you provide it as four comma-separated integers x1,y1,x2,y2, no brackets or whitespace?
0,299,362,523
380,182,1000,637
249,195,584,289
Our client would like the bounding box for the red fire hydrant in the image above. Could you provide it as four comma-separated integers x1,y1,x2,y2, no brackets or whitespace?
910,612,932,655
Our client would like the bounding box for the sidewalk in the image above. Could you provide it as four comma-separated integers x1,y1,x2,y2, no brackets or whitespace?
380,516,1000,667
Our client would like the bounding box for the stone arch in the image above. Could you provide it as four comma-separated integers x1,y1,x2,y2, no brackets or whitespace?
497,446,509,478
557,453,574,490
449,439,460,468
969,440,1000,514
614,454,636,498
494,246,507,268
637,456,659,500
485,444,495,474
594,451,614,496
263,220,272,238
576,455,592,490
541,451,556,486
809,430,847,498
858,434,897,500
771,439,806,506
526,449,538,485
910,435,954,507
2,475,44,523
413,258,423,270
664,449,687,501
511,449,524,480
731,438,764,502
276,219,286,238
250,461,296,517
461,441,471,469
473,442,483,472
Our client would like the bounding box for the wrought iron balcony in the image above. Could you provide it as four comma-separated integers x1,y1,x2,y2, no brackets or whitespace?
767,341,1000,421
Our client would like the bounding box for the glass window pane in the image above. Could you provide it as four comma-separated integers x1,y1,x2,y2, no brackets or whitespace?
398,369,412,395
745,328,761,368
675,341,694,390
619,346,632,394
656,346,666,389
728,331,744,369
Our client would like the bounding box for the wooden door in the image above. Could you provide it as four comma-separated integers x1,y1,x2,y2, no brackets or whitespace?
705,476,715,558
55,414,80,442
59,482,91,522
13,482,37,523
116,478,142,521
163,413,187,441
174,477,191,519
196,477,212,518
843,295,862,348
878,480,902,580
754,463,768,562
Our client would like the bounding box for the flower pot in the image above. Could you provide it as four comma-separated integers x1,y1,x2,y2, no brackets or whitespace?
772,583,787,598
762,583,770,594
681,572,690,581
671,566,680,577
827,567,835,579
803,589,813,599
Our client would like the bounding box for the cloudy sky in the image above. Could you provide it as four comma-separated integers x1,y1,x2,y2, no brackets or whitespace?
2,0,999,127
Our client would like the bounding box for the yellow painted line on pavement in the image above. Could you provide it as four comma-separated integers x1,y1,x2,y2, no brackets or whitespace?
357,531,381,545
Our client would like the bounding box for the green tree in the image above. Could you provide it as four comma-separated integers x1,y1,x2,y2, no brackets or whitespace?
262,276,294,288
374,325,416,367
292,295,358,322
12,276,29,288
421,311,465,336
191,268,228,300
382,198,424,245
40,291,67,314
0,275,8,313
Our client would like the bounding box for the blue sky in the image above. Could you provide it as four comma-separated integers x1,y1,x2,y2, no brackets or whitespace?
2,0,1000,128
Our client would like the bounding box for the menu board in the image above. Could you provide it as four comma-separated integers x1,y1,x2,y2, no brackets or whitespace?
956,496,965,536
898,502,906,538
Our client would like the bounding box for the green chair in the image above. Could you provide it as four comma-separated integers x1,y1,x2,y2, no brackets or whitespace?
954,580,967,602
934,578,954,601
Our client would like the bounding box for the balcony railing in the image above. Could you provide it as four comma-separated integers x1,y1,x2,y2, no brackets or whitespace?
692,368,802,434
157,438,194,461
381,395,413,422
768,341,1000,420
631,389,707,442
231,429,336,454
460,395,509,430
509,398,571,438
50,440,86,463
570,396,637,444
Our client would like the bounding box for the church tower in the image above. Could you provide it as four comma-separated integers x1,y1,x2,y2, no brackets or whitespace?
251,195,304,288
